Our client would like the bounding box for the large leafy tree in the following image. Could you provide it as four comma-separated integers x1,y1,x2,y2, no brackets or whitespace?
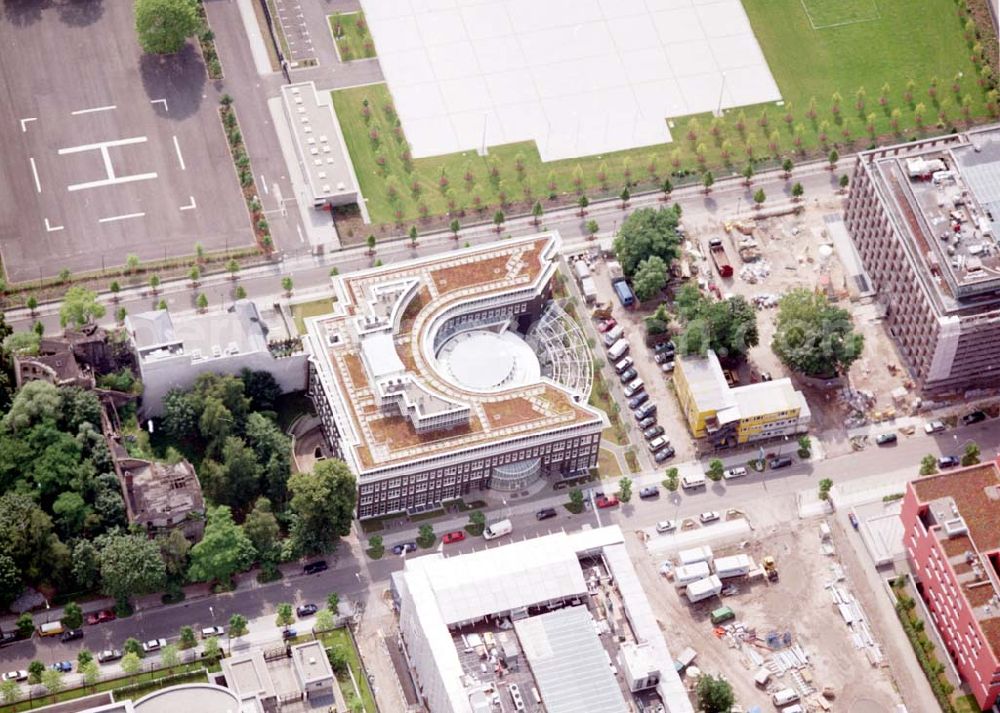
2,380,61,432
631,256,668,303
240,369,281,412
771,289,864,377
134,0,199,55
59,287,105,328
243,497,280,560
612,205,682,278
696,674,734,713
244,413,292,505
98,533,167,607
162,389,197,439
288,460,357,554
675,285,758,360
187,506,255,587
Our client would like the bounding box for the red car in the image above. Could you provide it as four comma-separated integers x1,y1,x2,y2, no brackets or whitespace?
442,531,466,544
86,610,116,626
596,495,619,509
598,318,617,333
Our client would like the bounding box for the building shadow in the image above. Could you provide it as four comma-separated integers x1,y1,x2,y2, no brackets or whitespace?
139,42,207,120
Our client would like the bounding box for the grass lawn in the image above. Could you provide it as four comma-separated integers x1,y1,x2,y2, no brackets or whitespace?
624,449,640,474
291,297,336,335
597,448,623,479
952,694,981,713
331,0,996,227
319,628,376,713
329,11,376,61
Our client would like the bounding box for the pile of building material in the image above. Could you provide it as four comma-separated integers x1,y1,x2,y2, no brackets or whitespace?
826,583,884,667
752,293,779,309
738,260,771,284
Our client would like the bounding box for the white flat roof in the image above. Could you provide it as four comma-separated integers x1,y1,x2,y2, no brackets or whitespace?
361,0,780,161
514,606,627,713
361,331,405,380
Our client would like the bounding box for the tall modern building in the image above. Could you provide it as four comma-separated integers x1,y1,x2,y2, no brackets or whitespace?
900,460,1000,709
304,233,606,519
844,125,1000,394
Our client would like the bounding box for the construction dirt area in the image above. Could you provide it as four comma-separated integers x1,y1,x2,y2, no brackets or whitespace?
632,517,904,713
681,204,914,457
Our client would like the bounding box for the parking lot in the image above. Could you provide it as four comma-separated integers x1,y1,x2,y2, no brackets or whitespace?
633,517,903,712
0,1,251,282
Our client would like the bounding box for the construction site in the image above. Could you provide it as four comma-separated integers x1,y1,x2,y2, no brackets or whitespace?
635,515,904,712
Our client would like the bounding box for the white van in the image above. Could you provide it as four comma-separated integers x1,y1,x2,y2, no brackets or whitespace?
607,338,629,362
603,325,624,347
483,519,513,540
681,472,707,490
780,706,804,713
771,688,799,706
623,379,644,397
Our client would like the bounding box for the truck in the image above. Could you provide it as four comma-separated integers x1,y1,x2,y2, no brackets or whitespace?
713,554,752,579
685,575,723,604
483,519,513,540
612,279,636,308
678,545,714,567
607,338,630,362
580,276,598,304
708,238,733,278
673,562,711,587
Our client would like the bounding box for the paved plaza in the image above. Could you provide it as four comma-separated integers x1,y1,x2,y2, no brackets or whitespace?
361,0,782,161
0,0,252,282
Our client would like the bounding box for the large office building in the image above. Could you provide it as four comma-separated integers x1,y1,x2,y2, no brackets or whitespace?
304,233,606,519
390,526,692,713
673,350,810,446
845,125,1000,393
900,460,1000,709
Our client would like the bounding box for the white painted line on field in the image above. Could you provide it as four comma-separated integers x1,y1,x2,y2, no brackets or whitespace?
172,136,186,170
20,117,36,132
69,172,158,192
71,104,116,116
29,158,41,193
260,175,268,194
296,222,305,243
99,212,145,224
58,136,148,155
180,196,197,211
44,218,63,232
59,137,158,192
150,98,168,112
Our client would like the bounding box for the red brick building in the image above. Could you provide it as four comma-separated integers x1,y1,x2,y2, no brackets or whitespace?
901,460,1000,709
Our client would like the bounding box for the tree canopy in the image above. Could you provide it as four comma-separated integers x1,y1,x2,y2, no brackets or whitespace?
771,289,864,377
134,0,200,55
288,459,357,554
631,256,668,303
59,287,105,328
696,674,734,713
98,532,167,607
612,206,682,278
187,506,256,587
674,285,758,360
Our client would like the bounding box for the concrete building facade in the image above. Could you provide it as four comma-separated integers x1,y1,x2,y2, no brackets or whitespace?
305,233,606,519
900,460,1000,709
845,125,1000,394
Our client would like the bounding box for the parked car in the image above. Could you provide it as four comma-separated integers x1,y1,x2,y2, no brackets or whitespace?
638,416,657,430
201,626,225,638
2,671,27,682
639,486,659,499
768,456,793,470
924,420,945,434
142,638,167,653
536,507,557,521
723,467,747,480
296,603,319,618
627,392,649,410
442,531,466,544
623,380,644,398
86,610,116,626
655,520,676,533
634,403,657,420
391,542,417,555
876,433,898,446
660,361,675,373
963,411,987,425
653,341,675,354
50,661,73,673
619,368,638,384
643,425,665,440
939,455,961,468
613,356,634,374
699,511,720,523
60,628,83,643
97,650,122,664
595,495,619,509
0,634,18,648
282,628,298,641
654,447,675,463
598,319,617,333
303,560,328,575
654,352,673,364
648,436,670,453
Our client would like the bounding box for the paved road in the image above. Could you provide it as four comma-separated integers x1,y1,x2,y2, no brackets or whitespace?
7,158,843,333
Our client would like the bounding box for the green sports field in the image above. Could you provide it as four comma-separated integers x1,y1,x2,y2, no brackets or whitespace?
333,0,997,227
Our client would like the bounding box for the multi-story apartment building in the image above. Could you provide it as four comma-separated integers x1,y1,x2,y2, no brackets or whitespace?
304,233,606,519
845,125,1000,394
901,460,1000,709
673,350,810,446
